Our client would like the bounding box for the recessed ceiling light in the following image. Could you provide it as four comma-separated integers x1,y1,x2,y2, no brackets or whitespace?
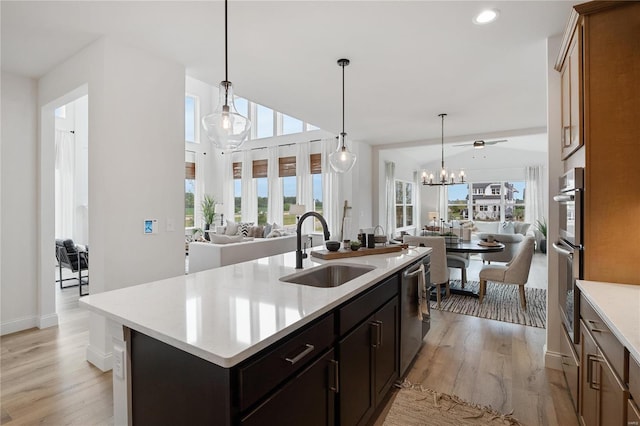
473,9,500,25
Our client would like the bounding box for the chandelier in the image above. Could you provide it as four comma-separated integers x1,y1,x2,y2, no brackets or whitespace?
422,113,466,186
201,0,251,151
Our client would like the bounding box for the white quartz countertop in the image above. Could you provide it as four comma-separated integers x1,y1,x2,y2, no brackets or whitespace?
577,280,640,364
79,246,431,368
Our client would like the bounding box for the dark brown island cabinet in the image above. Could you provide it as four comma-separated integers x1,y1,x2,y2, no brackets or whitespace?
126,255,429,425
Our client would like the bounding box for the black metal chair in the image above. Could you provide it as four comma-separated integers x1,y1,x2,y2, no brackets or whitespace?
55,238,89,296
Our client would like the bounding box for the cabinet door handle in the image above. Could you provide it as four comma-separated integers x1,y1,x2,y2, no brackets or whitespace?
370,321,382,348
284,344,315,365
329,360,339,393
587,354,601,390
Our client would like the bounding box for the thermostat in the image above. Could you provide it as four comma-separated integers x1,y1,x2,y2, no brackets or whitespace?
143,219,158,234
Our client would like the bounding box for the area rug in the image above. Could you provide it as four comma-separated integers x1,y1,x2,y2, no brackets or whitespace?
384,380,523,426
430,280,546,328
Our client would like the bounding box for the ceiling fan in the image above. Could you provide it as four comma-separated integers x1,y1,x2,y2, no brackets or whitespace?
453,139,508,149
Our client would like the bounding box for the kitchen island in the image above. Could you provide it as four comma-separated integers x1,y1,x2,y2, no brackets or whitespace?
80,246,431,425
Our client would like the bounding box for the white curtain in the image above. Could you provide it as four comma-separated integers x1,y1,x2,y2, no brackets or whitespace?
413,171,421,231
222,152,235,225
384,161,395,240
191,151,204,227
267,146,283,225
438,186,448,225
525,165,545,232
296,141,313,234
241,151,257,224
322,138,341,239
55,130,76,241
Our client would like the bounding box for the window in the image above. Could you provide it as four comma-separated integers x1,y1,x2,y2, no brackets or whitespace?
282,114,303,135
312,174,323,232
464,181,526,222
185,161,196,227
55,106,66,119
256,105,274,139
185,95,198,143
279,156,297,226
235,96,249,119
253,159,268,225
395,180,414,229
233,162,242,222
505,181,525,221
447,184,468,220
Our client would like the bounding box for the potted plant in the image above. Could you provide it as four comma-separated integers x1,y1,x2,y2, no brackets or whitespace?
536,218,547,254
201,194,216,241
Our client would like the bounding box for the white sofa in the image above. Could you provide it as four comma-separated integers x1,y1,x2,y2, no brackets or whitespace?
188,234,297,273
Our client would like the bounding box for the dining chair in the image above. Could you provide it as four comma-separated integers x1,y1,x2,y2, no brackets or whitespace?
478,236,535,308
403,236,449,308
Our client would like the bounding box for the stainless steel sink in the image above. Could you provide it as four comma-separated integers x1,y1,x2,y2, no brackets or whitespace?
280,263,376,288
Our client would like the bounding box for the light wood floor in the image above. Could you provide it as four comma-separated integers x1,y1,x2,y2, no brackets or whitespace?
1,254,577,425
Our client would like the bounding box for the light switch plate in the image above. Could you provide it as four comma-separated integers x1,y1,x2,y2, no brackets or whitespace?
113,346,125,379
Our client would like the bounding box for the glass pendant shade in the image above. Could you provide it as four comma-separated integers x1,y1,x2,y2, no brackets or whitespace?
329,133,357,173
202,81,251,150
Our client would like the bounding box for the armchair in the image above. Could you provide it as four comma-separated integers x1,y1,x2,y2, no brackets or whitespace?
55,238,89,296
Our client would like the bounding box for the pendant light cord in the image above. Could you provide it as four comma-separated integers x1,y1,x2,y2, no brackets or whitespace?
440,113,446,169
223,0,229,106
342,62,345,136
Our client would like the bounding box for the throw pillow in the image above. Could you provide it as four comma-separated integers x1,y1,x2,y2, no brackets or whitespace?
514,222,531,235
236,222,254,237
225,220,239,236
211,234,243,244
266,229,283,238
263,223,273,238
248,225,264,238
498,221,515,234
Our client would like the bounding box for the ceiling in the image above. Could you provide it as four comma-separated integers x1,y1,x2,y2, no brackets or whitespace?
1,1,573,158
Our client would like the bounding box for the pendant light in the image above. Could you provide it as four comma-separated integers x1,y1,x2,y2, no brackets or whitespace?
202,0,251,151
329,58,357,173
422,113,466,186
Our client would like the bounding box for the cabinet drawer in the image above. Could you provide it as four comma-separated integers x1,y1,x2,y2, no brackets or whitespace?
631,355,640,403
238,313,335,411
629,398,640,426
339,275,398,336
559,325,579,411
580,295,625,380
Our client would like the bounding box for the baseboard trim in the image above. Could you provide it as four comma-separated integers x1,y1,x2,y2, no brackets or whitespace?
86,344,113,372
1,315,38,336
38,312,59,329
545,347,564,371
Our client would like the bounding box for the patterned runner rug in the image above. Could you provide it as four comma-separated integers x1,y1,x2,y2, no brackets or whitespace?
383,380,524,425
430,280,546,328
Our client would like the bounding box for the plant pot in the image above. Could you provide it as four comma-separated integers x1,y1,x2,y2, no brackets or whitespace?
539,239,547,254
204,223,211,241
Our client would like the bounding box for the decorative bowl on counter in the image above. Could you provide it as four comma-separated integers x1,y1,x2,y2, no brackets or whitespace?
350,241,361,251
325,241,341,252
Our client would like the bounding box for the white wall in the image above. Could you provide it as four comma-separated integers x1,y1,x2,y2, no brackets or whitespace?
1,72,41,335
374,147,423,236
544,34,564,370
36,37,185,368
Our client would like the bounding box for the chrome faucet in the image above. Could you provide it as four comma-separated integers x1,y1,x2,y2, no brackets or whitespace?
296,211,330,269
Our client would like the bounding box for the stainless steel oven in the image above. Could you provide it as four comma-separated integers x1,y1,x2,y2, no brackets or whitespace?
553,168,584,344
552,239,581,343
553,168,583,246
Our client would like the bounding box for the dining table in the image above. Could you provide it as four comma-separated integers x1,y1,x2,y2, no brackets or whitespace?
444,239,505,297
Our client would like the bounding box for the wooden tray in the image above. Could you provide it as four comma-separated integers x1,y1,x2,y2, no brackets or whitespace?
310,244,407,260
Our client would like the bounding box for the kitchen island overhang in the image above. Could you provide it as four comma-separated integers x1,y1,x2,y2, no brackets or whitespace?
80,246,431,425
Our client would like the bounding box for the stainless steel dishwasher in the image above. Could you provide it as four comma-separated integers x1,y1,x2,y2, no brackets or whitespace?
400,255,430,376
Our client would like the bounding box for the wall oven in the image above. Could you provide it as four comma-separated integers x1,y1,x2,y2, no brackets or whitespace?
552,168,584,344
